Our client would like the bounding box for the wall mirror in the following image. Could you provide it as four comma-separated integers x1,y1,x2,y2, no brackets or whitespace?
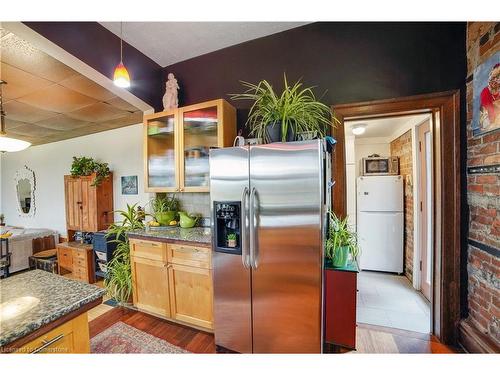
15,165,36,217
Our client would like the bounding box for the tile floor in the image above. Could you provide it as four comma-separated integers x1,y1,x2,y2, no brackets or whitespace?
357,271,431,333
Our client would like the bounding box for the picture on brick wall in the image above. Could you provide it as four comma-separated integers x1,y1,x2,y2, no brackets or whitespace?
472,51,500,136
121,175,138,195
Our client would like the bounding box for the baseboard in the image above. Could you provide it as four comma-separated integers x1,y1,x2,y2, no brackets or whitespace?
458,318,499,353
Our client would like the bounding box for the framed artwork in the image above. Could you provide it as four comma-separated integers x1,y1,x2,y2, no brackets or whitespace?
121,175,138,195
472,51,500,136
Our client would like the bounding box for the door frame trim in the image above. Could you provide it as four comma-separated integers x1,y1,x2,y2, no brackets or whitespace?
331,90,461,346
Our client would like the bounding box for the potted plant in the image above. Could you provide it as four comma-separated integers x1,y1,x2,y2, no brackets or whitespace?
325,212,359,268
149,194,180,226
105,203,145,305
0,214,4,226
226,233,237,248
230,74,338,143
70,156,111,186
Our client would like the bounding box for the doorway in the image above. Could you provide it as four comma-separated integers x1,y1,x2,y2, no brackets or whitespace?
344,113,433,334
331,91,461,346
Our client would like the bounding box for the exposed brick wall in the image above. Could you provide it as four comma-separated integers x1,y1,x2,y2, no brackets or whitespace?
466,22,500,344
390,130,414,282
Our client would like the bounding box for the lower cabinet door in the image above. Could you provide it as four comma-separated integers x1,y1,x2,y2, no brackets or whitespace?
168,263,214,330
131,256,171,318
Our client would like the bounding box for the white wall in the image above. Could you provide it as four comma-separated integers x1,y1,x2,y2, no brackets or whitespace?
345,136,391,229
1,124,152,235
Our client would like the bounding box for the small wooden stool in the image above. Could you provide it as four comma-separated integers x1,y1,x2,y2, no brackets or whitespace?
29,249,58,273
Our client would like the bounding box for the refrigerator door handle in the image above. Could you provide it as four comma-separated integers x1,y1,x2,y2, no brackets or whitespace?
250,187,260,269
241,187,250,269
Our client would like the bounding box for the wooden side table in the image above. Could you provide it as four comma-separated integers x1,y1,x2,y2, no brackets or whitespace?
56,242,95,284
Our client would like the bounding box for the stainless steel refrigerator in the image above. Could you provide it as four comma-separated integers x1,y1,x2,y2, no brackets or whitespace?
209,139,330,353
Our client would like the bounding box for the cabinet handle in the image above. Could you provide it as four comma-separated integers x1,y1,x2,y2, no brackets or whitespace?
176,247,199,253
31,334,64,354
179,188,184,192
137,241,160,247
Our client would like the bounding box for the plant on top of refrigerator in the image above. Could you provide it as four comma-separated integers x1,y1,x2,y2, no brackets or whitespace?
229,73,339,143
325,211,359,268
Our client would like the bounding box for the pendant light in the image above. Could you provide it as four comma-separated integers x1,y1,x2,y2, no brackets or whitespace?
113,22,131,88
0,80,31,152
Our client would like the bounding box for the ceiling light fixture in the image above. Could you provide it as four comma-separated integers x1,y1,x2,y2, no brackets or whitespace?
0,80,31,153
113,22,131,88
351,124,366,136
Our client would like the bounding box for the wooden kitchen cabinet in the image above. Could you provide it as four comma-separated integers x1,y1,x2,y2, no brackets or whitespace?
168,263,214,330
64,173,113,240
144,99,236,193
130,255,171,318
129,238,213,331
14,312,90,354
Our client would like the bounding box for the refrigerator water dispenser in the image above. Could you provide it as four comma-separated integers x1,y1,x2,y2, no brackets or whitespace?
213,201,241,255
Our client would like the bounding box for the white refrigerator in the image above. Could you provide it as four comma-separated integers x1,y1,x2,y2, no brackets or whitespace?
357,175,404,273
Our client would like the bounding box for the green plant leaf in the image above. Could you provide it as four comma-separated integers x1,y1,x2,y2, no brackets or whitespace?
229,74,337,143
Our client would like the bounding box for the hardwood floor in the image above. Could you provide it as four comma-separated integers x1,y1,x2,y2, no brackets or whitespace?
355,323,459,353
89,307,215,353
89,307,458,354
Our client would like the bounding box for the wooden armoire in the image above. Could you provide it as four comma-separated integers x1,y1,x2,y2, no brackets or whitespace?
64,173,114,240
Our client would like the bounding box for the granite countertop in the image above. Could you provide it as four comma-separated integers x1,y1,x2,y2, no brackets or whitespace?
128,226,212,244
0,270,105,347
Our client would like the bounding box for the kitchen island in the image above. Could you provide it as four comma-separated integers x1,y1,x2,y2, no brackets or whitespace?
127,227,213,331
0,270,105,353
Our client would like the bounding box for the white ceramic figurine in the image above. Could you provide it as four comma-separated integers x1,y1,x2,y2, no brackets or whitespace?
163,73,179,110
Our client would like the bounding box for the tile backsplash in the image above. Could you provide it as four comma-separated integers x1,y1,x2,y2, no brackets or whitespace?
177,192,211,224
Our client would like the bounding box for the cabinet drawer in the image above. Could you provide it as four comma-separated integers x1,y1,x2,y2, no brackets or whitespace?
72,257,88,270
130,239,167,262
15,312,90,354
73,266,87,280
57,247,73,269
16,317,75,354
168,244,211,269
73,250,87,261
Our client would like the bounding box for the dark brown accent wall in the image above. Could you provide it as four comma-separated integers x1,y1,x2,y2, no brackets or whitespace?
24,22,163,110
164,22,467,135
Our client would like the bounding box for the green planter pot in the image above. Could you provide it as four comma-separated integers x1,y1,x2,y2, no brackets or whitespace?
156,211,176,226
332,245,350,268
178,211,199,228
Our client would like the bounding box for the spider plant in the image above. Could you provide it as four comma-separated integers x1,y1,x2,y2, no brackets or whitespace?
149,194,179,214
104,203,144,305
148,194,180,225
325,211,359,267
230,74,338,142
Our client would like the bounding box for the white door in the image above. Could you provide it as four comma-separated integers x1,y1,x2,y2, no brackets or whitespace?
358,211,404,273
418,120,433,301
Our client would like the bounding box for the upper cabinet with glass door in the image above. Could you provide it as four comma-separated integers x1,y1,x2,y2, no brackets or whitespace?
144,99,236,193
144,109,178,192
